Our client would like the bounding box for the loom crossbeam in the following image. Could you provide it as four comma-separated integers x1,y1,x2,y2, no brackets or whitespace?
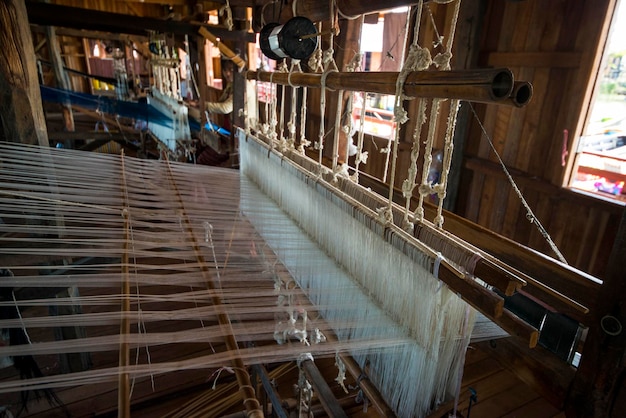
248,68,527,106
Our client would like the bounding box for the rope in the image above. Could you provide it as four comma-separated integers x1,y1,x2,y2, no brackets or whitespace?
286,60,302,150
219,0,233,31
317,12,340,174
385,1,427,223
468,103,568,264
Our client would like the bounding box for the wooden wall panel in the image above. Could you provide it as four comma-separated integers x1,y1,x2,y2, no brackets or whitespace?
456,0,622,278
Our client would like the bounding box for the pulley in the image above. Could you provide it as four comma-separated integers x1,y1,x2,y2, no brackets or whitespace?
259,16,318,61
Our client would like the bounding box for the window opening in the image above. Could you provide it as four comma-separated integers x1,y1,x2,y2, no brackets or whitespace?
571,0,626,202
353,8,409,140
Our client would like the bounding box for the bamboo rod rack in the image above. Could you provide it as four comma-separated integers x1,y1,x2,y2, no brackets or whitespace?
247,68,523,105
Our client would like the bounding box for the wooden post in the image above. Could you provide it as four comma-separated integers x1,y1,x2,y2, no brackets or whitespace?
566,208,626,417
0,0,49,145
45,23,75,143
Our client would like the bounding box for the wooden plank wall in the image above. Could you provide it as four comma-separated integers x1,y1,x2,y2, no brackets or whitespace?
456,0,622,278
336,0,621,278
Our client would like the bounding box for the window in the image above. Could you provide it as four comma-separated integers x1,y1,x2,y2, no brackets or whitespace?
570,0,626,202
353,8,409,140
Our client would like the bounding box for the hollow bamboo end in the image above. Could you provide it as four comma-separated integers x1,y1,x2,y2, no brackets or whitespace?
491,69,514,100
510,81,533,107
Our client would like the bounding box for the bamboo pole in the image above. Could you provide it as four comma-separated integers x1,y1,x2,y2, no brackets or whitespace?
162,155,263,418
248,68,519,105
0,0,49,146
118,151,131,418
198,27,246,70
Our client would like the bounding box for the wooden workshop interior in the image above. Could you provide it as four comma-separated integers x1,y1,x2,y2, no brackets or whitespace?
0,0,625,417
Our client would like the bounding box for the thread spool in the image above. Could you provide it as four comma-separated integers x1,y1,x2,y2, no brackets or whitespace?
259,17,318,61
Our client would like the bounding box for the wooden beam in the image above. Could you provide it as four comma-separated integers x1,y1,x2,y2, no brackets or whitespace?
300,359,349,418
31,25,149,43
118,152,131,418
357,170,599,325
48,131,142,142
116,0,187,4
26,1,255,43
45,23,75,138
0,0,48,145
486,52,582,68
264,0,422,24
198,27,246,69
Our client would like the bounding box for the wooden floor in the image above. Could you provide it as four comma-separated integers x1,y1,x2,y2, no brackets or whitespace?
1,336,568,417
428,340,563,418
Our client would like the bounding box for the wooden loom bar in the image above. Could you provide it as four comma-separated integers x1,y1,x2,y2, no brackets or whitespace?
247,68,518,105
162,156,263,418
357,171,594,324
118,151,131,418
254,235,396,417
437,260,504,319
413,223,526,296
438,263,540,348
300,359,349,418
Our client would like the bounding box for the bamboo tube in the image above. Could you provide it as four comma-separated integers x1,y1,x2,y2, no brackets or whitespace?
162,155,263,418
247,68,517,105
198,27,246,70
508,81,533,107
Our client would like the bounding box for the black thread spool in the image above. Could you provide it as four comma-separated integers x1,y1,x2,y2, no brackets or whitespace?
259,16,318,61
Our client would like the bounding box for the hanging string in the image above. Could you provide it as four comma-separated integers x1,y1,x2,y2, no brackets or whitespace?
308,22,324,73
298,85,310,153
468,103,568,264
219,0,234,31
276,60,289,151
316,7,340,175
408,0,461,227
331,88,345,175
382,2,427,224
287,59,302,150
433,99,460,228
401,97,427,229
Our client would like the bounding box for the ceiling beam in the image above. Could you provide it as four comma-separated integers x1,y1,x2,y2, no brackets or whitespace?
25,1,255,43
114,0,187,4
255,0,421,24
31,25,148,43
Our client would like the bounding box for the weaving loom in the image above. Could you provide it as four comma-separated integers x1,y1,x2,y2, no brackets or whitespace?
0,125,480,416
2,1,588,416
